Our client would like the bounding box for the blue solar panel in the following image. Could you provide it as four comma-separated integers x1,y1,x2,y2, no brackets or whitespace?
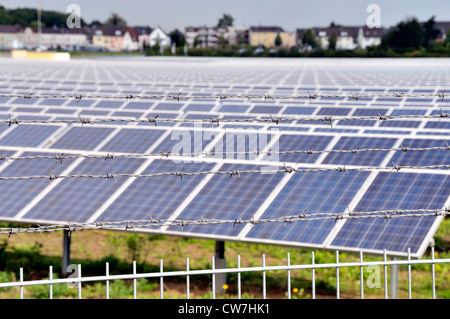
184,104,214,112
0,58,447,257
218,104,250,113
331,172,450,253
167,163,285,236
249,105,283,114
316,107,351,116
49,126,114,150
124,101,154,110
0,151,76,218
97,160,216,222
38,99,68,106
152,129,218,157
246,170,370,244
211,130,273,160
22,157,146,223
283,106,315,115
322,136,397,166
266,134,333,163
379,120,421,128
99,128,166,153
95,101,124,108
390,138,450,166
0,125,60,147
154,102,183,111
425,121,450,129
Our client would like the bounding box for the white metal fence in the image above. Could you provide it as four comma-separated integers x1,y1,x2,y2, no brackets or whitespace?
0,247,448,299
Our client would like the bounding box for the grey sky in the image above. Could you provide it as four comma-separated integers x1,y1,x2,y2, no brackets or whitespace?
1,0,450,32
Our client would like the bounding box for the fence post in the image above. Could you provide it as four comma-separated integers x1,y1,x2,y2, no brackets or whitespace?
431,247,435,299
19,267,23,299
262,254,266,299
49,265,53,299
133,260,137,299
160,259,164,299
336,251,340,299
106,262,109,299
390,257,398,299
407,248,411,299
360,250,364,299
237,255,241,299
77,264,81,299
186,258,190,300
287,253,291,299
211,256,215,299
311,251,315,299
383,249,388,299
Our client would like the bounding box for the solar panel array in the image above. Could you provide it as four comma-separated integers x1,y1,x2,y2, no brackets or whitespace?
0,57,448,258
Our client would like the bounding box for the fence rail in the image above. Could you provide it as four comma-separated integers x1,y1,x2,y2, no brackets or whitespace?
0,247,448,299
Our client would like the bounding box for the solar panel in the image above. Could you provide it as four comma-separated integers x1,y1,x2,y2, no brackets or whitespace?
0,57,448,258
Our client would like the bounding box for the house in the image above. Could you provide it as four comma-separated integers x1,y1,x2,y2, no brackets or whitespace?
184,26,226,48
433,21,450,42
225,26,249,46
358,26,384,49
92,25,139,52
312,26,360,50
296,25,384,50
133,26,153,51
149,26,171,48
184,26,249,48
21,26,90,50
0,25,24,49
249,26,296,48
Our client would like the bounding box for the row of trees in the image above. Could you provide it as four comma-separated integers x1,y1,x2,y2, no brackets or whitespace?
0,6,129,28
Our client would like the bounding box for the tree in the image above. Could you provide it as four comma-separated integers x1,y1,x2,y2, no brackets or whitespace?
274,33,282,46
302,29,317,48
328,33,337,50
105,13,127,26
169,29,186,47
381,18,424,51
90,20,103,27
422,16,440,48
217,14,233,28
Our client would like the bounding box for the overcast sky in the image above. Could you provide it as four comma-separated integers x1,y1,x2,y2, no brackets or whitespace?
1,0,450,32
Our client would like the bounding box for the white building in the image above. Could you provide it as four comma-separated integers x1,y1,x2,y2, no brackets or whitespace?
149,26,171,47
23,26,90,50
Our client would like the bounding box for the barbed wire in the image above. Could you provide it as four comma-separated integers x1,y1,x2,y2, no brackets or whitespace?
1,144,450,164
3,110,450,128
0,163,447,183
1,208,447,236
0,90,447,101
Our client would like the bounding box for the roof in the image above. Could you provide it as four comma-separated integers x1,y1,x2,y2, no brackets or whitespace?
132,26,153,35
296,25,385,39
0,25,24,33
250,26,284,33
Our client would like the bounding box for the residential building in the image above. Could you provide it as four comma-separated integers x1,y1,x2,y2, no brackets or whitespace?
249,26,296,48
296,25,385,50
184,26,249,48
184,26,226,48
358,26,384,49
148,26,171,48
432,21,450,42
133,26,153,51
0,25,24,49
22,26,90,50
92,25,139,52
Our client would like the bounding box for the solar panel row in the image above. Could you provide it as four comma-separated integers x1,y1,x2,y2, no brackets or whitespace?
0,57,447,258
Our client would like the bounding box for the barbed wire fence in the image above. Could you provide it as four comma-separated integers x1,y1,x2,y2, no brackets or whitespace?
0,89,448,237
1,208,448,237
0,89,447,101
